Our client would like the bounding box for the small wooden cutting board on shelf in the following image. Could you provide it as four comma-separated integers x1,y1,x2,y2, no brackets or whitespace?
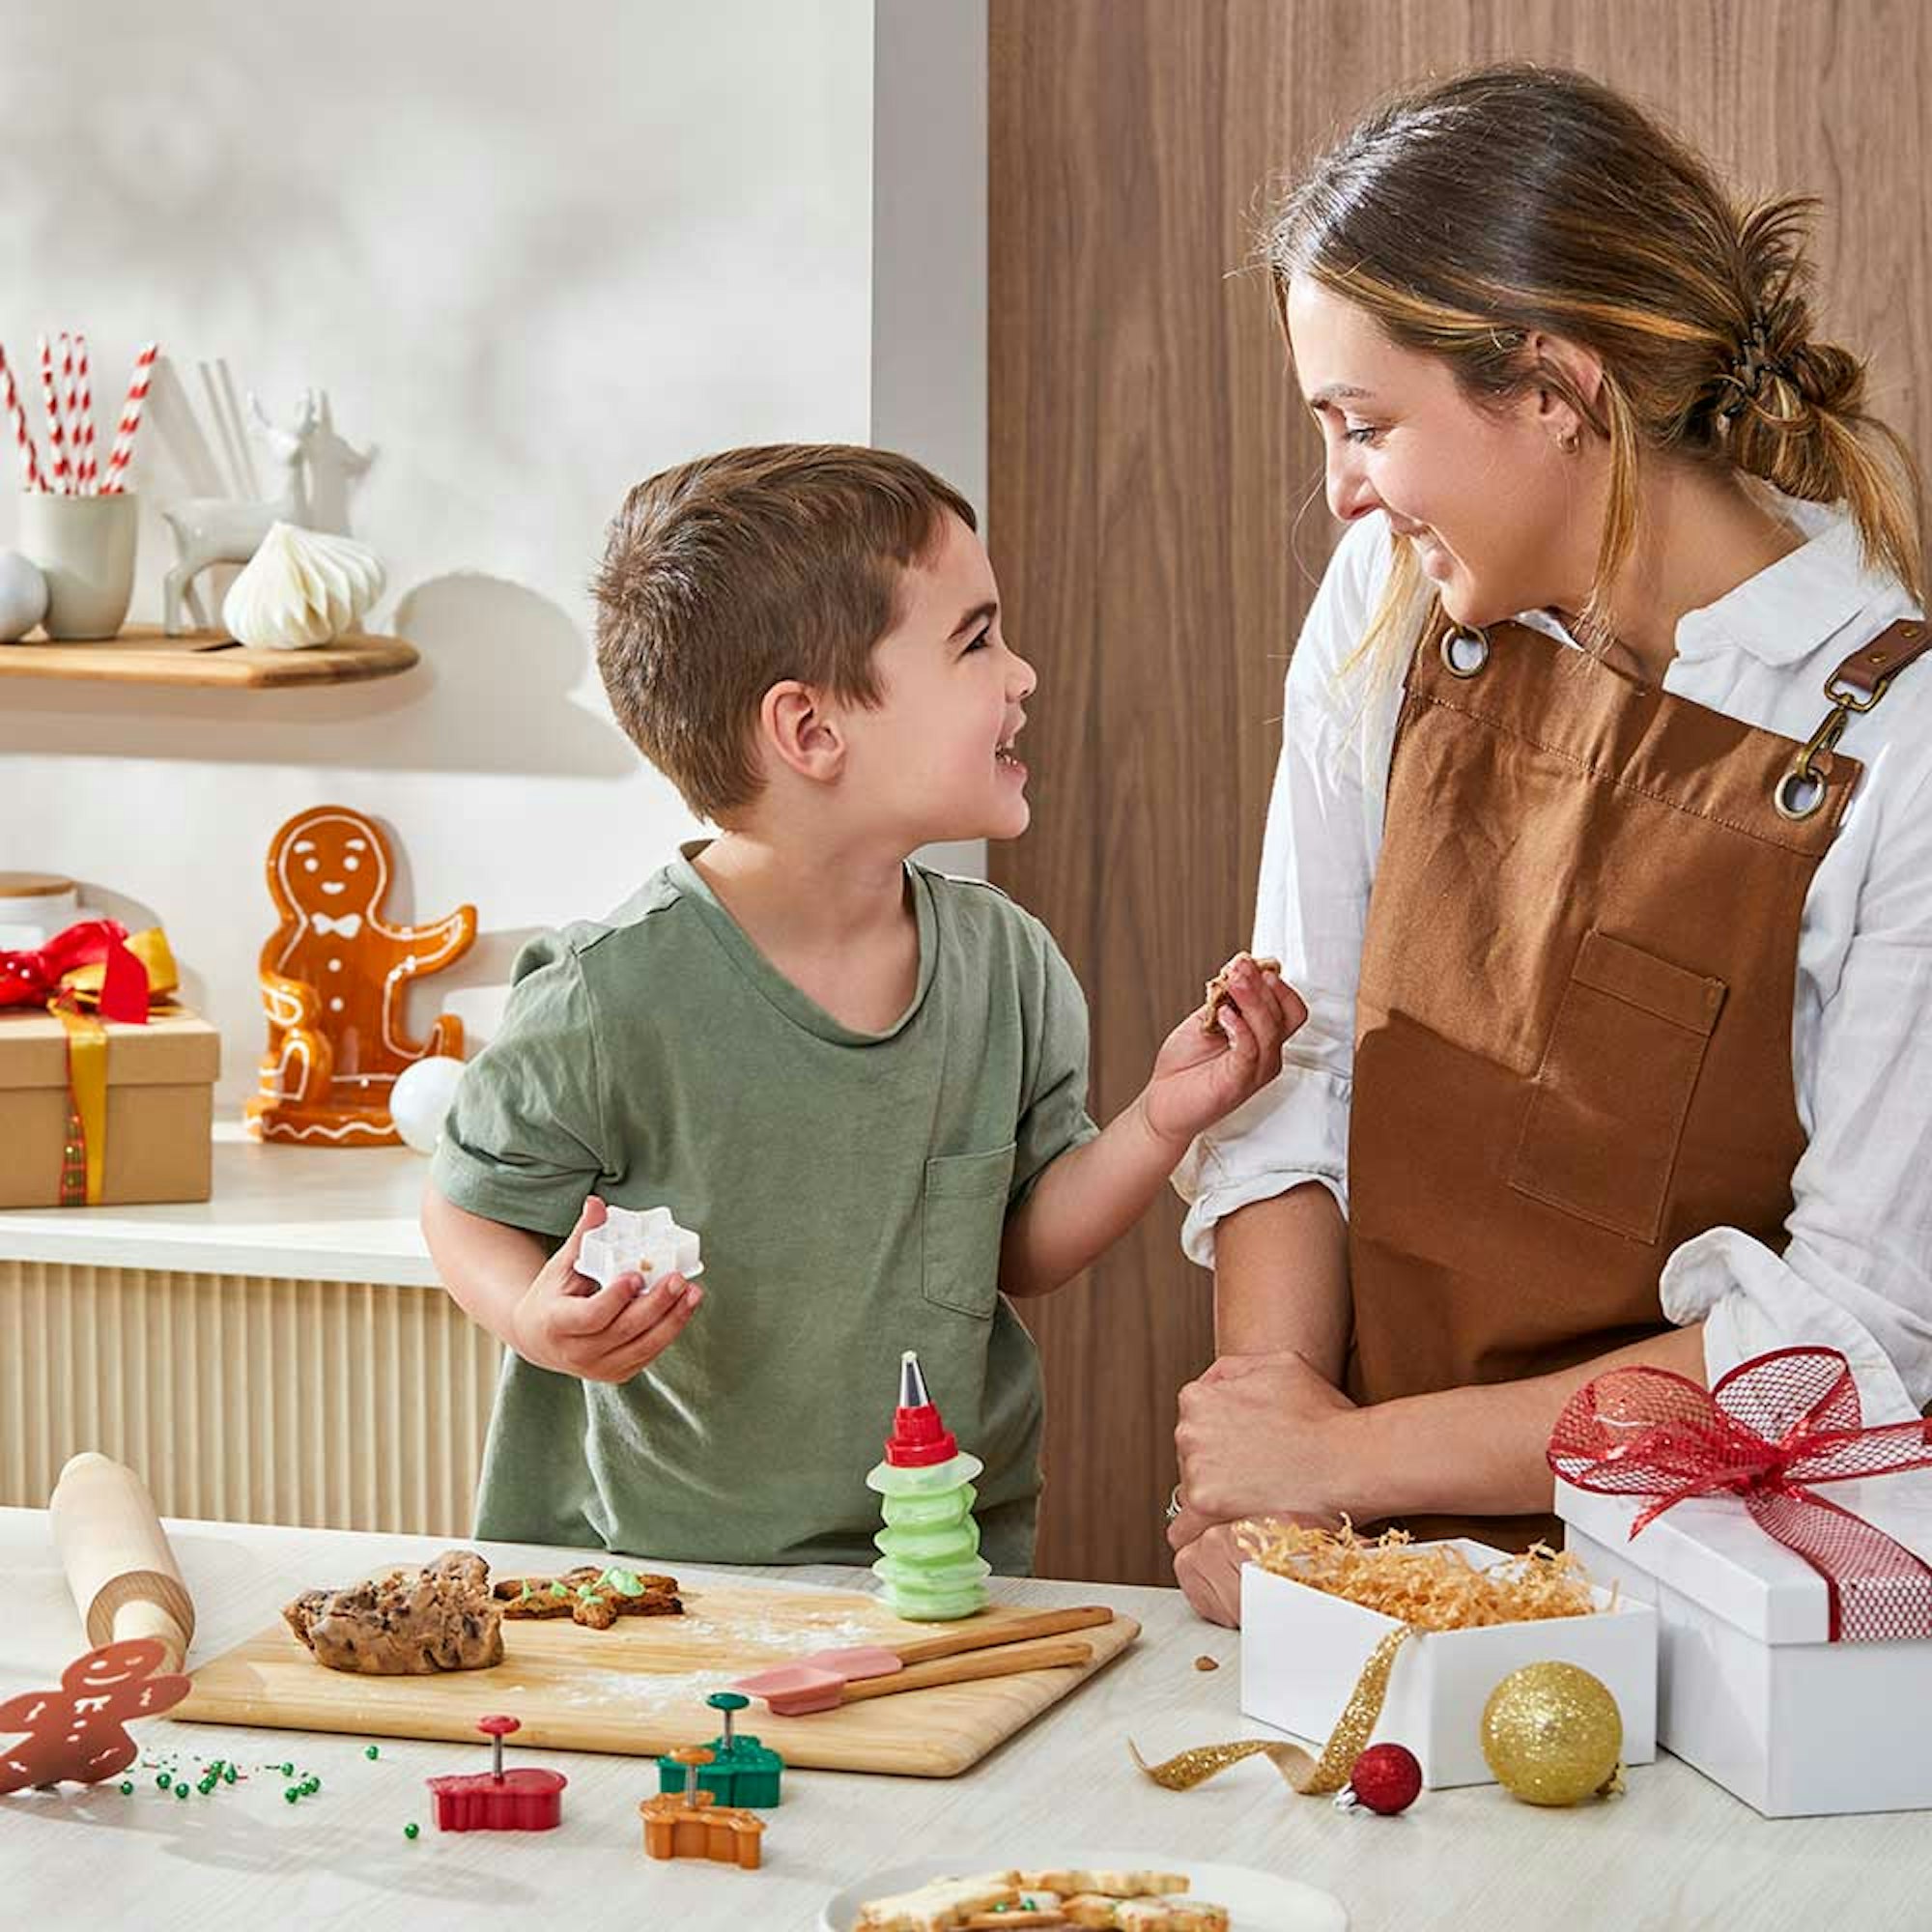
0,626,417,687
176,1579,1141,1777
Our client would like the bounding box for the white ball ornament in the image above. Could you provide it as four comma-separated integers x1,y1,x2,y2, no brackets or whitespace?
388,1054,468,1154
0,551,49,641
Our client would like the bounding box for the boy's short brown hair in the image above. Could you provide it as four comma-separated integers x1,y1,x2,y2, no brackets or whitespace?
591,443,978,819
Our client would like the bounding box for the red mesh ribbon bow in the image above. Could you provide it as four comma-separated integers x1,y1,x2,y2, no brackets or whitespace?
1548,1347,1932,1643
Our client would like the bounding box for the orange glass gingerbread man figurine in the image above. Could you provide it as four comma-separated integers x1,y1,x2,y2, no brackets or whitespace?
245,804,476,1146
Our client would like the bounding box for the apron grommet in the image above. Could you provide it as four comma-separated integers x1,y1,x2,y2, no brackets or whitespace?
1439,625,1491,678
1775,765,1829,821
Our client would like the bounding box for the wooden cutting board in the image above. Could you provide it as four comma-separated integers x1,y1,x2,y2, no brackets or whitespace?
175,1578,1140,1777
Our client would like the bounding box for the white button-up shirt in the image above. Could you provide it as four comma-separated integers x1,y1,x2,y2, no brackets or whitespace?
1176,494,1932,1425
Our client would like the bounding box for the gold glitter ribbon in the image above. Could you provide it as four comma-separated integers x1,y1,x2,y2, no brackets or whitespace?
48,929,178,1207
1129,1626,1411,1797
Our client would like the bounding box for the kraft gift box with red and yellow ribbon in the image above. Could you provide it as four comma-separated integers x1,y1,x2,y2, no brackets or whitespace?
0,921,220,1208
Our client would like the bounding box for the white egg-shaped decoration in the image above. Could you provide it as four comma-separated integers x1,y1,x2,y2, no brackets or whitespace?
388,1054,468,1154
0,550,49,641
221,521,386,650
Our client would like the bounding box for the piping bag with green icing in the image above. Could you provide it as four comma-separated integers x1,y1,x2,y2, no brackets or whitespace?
865,1350,990,1621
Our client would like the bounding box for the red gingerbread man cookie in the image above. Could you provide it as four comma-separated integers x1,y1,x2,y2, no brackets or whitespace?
0,1639,193,1794
245,804,477,1146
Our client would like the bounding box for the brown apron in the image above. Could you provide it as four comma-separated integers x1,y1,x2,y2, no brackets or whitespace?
1345,611,1928,1550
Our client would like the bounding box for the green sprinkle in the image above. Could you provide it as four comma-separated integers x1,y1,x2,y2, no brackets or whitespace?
365,1745,381,1759
403,1822,420,1840
285,1787,300,1804
302,1777,320,1795
119,1781,133,1795
174,1784,188,1802
156,1774,171,1791
223,1764,238,1783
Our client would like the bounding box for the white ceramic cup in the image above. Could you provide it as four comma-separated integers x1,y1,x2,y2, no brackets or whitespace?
16,491,139,639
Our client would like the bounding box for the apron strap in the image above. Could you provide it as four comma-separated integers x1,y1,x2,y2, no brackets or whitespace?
1776,616,1928,822
1825,615,1931,704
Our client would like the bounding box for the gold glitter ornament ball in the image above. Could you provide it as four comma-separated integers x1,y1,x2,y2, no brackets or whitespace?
1480,1662,1623,1806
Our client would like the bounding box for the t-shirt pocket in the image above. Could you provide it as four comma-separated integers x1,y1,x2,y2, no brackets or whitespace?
923,1143,1018,1319
1506,929,1726,1243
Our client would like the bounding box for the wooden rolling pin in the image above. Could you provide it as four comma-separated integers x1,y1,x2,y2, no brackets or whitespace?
48,1452,196,1674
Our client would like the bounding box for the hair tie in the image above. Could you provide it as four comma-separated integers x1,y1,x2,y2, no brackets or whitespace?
1716,313,1797,422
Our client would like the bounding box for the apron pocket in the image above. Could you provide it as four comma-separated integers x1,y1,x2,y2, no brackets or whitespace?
1506,929,1726,1243
923,1143,1017,1319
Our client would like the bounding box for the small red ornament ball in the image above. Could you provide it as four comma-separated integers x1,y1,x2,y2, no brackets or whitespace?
1348,1743,1422,1815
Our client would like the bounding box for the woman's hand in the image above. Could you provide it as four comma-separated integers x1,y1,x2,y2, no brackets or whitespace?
1171,1520,1248,1627
1173,1350,1360,1529
1137,956,1307,1149
1169,1506,1341,1627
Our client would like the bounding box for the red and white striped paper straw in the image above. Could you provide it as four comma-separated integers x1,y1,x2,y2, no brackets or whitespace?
0,345,43,492
72,334,97,495
38,336,71,495
58,334,80,486
101,341,157,494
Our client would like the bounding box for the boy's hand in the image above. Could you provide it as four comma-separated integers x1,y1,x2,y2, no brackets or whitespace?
508,1194,703,1383
1137,953,1306,1150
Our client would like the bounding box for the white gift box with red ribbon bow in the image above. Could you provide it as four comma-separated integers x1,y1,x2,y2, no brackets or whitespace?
1558,1474,1932,1816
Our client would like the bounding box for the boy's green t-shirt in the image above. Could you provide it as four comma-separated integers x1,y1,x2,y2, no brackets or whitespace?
430,849,1098,1573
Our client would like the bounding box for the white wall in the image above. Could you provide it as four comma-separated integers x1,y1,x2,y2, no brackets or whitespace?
1,0,987,1105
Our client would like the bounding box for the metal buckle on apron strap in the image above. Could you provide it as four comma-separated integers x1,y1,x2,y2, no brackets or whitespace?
1438,624,1491,678
1776,618,1928,822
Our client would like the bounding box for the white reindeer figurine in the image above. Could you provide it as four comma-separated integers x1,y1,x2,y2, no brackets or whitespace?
301,390,377,537
159,391,322,635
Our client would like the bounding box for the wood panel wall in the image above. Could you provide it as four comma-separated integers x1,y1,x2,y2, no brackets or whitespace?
988,0,1930,1585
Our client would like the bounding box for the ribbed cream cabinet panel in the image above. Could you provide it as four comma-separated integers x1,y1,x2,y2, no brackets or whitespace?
0,1261,500,1534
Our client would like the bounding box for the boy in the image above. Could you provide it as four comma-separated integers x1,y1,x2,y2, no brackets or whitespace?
423,444,1301,1571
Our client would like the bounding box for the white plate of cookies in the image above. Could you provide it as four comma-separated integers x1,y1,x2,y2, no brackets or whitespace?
823,1855,1348,1931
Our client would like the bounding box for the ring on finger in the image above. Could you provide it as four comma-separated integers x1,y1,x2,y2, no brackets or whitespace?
1164,1483,1184,1522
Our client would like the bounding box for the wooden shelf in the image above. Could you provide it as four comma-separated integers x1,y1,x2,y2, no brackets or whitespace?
0,624,418,688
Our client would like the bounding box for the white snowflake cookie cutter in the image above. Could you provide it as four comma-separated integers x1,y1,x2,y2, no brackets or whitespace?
577,1205,703,1292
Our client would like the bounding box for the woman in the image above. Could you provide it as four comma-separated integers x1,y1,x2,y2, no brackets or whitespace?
1167,64,1931,1624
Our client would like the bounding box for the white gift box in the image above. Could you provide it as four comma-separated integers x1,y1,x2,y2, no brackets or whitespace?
1239,1540,1657,1789
1559,1475,1932,1816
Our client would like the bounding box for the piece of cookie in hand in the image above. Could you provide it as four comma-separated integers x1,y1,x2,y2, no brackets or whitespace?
1198,953,1283,1033
495,1564,683,1628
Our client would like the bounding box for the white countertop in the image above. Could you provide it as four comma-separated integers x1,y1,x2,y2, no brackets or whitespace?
1,1510,1926,1932
0,1122,440,1287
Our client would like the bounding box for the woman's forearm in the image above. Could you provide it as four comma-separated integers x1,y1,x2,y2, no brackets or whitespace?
1210,1181,1351,1378
1351,1320,1708,1519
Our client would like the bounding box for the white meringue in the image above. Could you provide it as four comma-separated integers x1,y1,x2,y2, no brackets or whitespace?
222,521,386,650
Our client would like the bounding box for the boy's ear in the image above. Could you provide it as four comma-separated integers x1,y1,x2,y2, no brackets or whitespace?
761,679,847,784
